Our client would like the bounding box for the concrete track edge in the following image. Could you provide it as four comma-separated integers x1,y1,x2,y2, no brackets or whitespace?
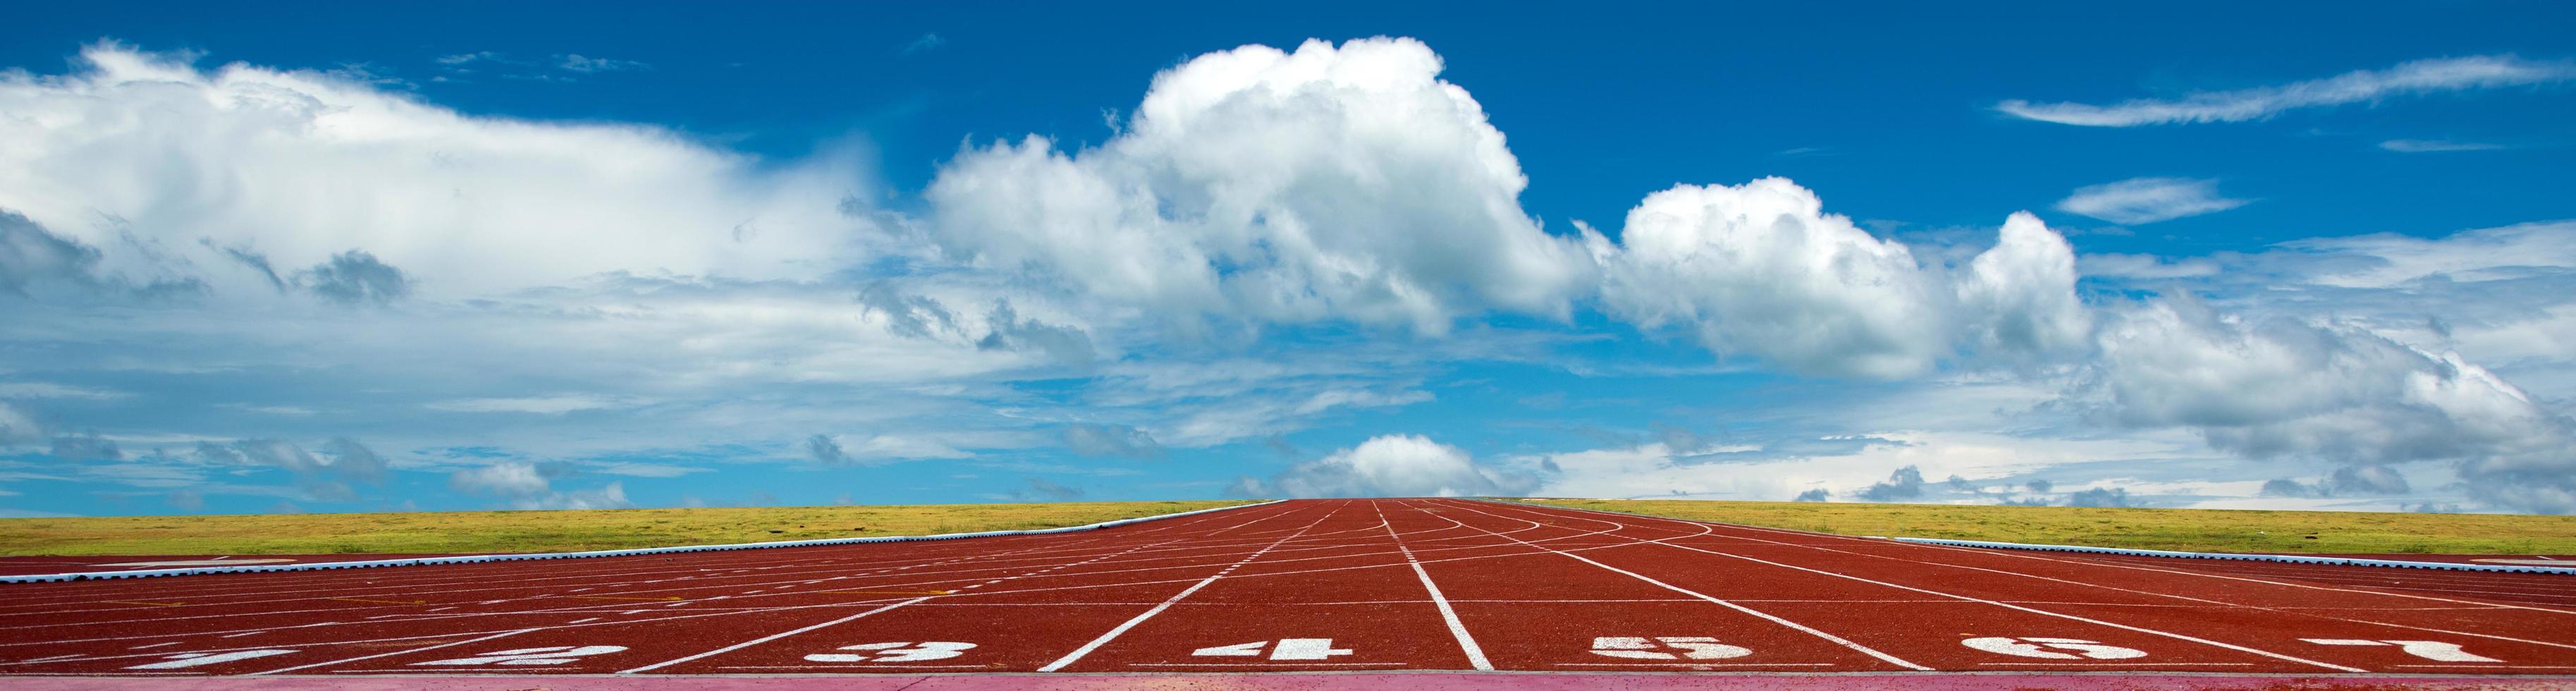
1887,536,2576,576
0,500,1282,585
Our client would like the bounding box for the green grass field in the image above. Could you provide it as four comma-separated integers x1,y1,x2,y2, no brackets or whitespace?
0,500,1256,556
1507,498,2576,555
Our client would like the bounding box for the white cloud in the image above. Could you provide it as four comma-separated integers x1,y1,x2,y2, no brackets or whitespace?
928,37,1593,334
1589,178,2088,377
0,401,42,445
557,54,648,73
2273,221,2576,288
1237,434,1527,498
2078,253,2221,280
0,382,128,400
2055,178,2249,225
447,460,631,510
0,42,875,301
2379,139,2507,153
427,394,633,415
2078,299,2576,513
1999,55,2576,126
1958,212,2093,362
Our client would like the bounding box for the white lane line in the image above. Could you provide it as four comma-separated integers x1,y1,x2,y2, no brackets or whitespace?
1414,501,1930,671
622,525,1220,675
129,642,180,650
1036,506,1337,673
1553,662,1836,667
245,628,534,675
1376,502,1491,671
618,597,933,674
1464,500,2368,673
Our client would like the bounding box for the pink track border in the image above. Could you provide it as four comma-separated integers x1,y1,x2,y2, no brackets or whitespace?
6,673,2572,690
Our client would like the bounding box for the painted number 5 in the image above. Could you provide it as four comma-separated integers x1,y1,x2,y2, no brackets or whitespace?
1590,637,1753,660
805,642,977,663
1963,637,2146,660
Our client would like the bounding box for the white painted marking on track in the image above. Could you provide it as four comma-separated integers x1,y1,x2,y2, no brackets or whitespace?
615,597,933,673
1375,502,1492,671
130,642,180,650
568,617,599,624
1590,636,1752,660
412,644,629,666
219,632,262,638
1456,499,2369,673
804,641,976,663
1035,507,1341,673
2302,639,2501,663
1410,501,1929,671
246,629,535,675
124,649,296,669
1962,637,2147,660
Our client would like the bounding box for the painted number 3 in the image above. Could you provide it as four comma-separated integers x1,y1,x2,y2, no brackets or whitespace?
1590,637,1753,660
805,642,978,663
1961,637,2146,660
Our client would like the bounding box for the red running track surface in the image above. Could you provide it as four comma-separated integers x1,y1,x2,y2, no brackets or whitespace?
0,498,2569,680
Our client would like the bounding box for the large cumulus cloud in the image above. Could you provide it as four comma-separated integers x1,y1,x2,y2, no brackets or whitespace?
929,37,1593,334
0,42,874,301
1588,178,2090,377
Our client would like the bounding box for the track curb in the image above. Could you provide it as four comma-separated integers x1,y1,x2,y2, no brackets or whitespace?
0,500,1281,585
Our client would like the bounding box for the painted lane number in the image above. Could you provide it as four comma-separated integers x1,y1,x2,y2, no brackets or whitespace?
804,642,977,663
1962,637,2147,660
412,645,629,666
2302,639,2501,663
1589,637,1753,660
1193,639,1351,661
125,649,298,669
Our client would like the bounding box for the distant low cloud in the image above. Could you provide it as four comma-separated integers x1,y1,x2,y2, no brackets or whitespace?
448,460,629,510
1853,465,1925,501
1232,434,1530,498
2056,178,2248,225
1999,55,2576,126
301,250,411,306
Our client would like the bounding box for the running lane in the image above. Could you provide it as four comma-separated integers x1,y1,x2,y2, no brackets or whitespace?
1,498,2571,680
1444,499,2576,674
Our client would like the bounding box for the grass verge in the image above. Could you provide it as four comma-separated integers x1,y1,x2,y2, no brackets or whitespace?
1504,498,2576,555
0,500,1258,556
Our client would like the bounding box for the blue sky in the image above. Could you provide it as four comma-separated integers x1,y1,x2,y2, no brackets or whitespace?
3,2,2573,517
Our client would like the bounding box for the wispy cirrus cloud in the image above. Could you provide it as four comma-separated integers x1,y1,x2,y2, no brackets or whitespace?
2055,177,2249,225
1999,55,2576,127
2379,138,2508,153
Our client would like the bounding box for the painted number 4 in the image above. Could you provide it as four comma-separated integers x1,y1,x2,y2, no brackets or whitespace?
1590,637,1753,660
1193,639,1351,661
805,642,977,663
412,645,629,666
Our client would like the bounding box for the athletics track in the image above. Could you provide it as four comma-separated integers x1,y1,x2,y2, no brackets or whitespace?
0,498,2568,687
